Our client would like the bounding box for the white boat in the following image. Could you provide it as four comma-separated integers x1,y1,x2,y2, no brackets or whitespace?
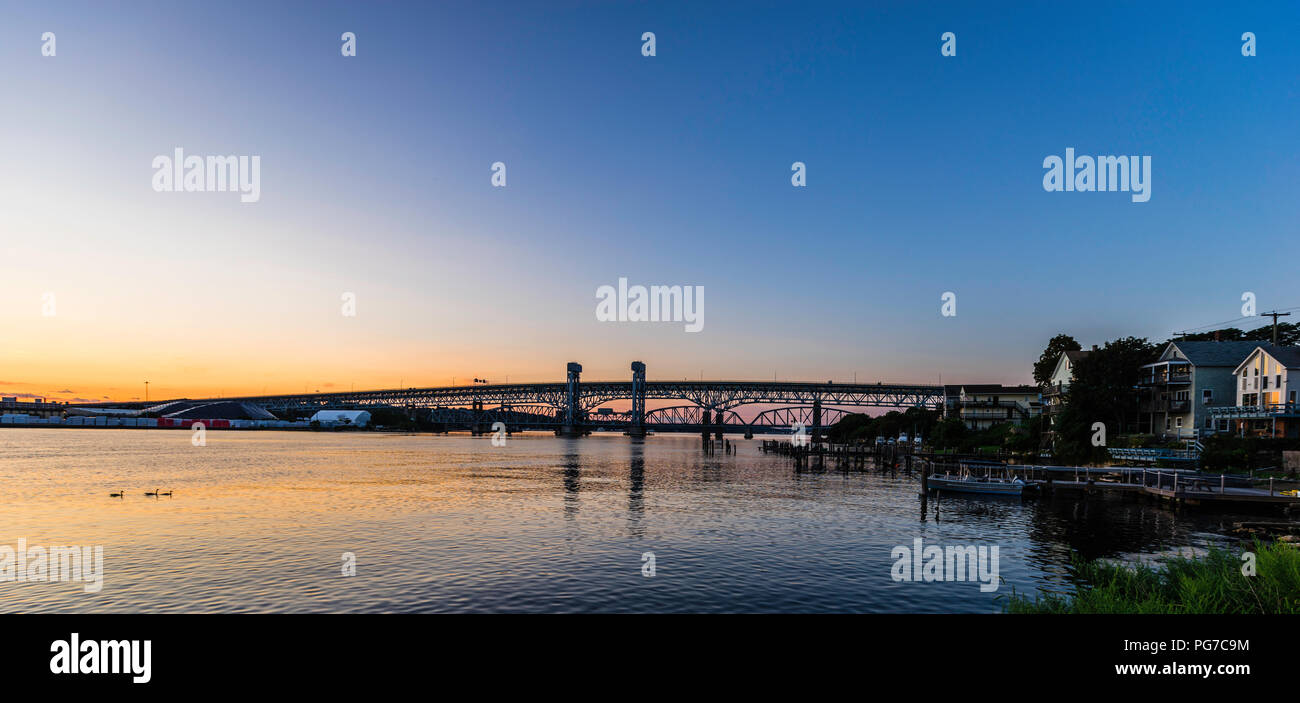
927,474,1028,495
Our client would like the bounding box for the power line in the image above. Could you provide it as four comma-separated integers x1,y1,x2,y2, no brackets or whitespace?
1174,305,1299,338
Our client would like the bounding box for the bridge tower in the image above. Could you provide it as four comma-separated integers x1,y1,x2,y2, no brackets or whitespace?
700,408,712,441
471,396,484,435
625,361,646,437
559,362,583,436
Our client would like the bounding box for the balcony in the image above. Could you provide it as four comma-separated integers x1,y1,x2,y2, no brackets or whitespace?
1140,399,1191,413
1206,403,1300,419
1139,371,1191,386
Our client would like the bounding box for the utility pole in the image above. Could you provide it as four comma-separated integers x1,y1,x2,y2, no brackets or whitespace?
1259,311,1291,345
144,381,149,403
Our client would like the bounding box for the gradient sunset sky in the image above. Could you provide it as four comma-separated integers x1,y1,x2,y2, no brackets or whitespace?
2,1,1297,403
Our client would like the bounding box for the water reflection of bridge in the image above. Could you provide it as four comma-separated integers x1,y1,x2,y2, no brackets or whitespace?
114,362,946,437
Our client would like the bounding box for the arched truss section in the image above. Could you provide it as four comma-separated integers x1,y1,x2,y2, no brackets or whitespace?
749,406,852,428
642,405,745,426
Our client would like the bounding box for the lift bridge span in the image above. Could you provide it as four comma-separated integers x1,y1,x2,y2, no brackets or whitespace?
197,362,945,437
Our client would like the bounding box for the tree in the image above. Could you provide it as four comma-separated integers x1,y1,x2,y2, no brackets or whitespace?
1055,336,1158,464
1244,322,1299,346
1173,323,1299,346
1033,334,1083,386
933,417,967,448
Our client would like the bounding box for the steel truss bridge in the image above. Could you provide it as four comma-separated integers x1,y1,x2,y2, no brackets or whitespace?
178,362,944,436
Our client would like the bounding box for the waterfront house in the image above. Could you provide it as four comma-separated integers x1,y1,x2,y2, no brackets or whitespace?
1138,340,1264,439
1041,350,1090,445
1208,345,1300,438
1042,350,1090,415
945,384,1042,431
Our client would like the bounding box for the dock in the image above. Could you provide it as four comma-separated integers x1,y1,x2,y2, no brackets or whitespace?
931,460,1300,510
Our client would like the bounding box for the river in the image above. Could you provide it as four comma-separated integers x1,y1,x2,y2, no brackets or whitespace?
0,429,1248,613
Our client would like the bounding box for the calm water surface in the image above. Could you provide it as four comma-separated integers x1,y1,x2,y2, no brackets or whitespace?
0,429,1250,613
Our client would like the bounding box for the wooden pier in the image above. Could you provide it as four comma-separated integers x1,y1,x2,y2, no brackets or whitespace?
926,460,1300,510
756,442,1300,511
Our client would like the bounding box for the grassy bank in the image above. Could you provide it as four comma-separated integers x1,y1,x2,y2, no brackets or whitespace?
1003,540,1300,614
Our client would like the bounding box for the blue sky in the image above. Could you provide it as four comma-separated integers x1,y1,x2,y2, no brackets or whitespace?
1,1,1297,398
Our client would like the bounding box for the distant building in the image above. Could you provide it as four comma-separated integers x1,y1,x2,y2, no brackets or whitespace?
945,385,1042,431
144,400,278,421
310,410,371,427
1139,340,1265,439
0,397,66,419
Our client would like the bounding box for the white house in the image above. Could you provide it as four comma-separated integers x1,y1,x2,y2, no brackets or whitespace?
1041,350,1090,444
1219,345,1300,438
310,410,371,427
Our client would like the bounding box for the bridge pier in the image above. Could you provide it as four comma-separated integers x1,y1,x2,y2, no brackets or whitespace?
700,409,712,441
812,398,823,444
714,408,724,440
625,361,646,438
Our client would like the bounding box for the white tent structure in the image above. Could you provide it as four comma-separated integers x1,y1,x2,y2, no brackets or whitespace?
310,410,371,427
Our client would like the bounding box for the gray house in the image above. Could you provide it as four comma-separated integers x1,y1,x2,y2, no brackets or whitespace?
1139,340,1265,439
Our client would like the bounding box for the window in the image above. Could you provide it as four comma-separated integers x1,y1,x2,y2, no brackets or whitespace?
1290,391,1297,404
1202,389,1213,403
1242,376,1248,390
1164,418,1171,430
1176,417,1183,428
1276,374,1282,388
1205,417,1213,429
1263,376,1270,389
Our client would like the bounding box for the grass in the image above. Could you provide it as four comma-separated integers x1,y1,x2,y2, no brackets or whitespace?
1002,539,1300,614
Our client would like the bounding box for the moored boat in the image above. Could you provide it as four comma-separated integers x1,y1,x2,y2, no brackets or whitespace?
927,474,1028,495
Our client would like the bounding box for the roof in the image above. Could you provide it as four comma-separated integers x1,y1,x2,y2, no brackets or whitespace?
954,384,1039,395
1163,340,1271,367
145,400,277,420
1232,345,1300,374
1271,346,1300,368
310,410,371,423
1050,350,1091,380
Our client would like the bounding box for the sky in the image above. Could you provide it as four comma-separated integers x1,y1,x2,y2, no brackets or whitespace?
1,1,1298,403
